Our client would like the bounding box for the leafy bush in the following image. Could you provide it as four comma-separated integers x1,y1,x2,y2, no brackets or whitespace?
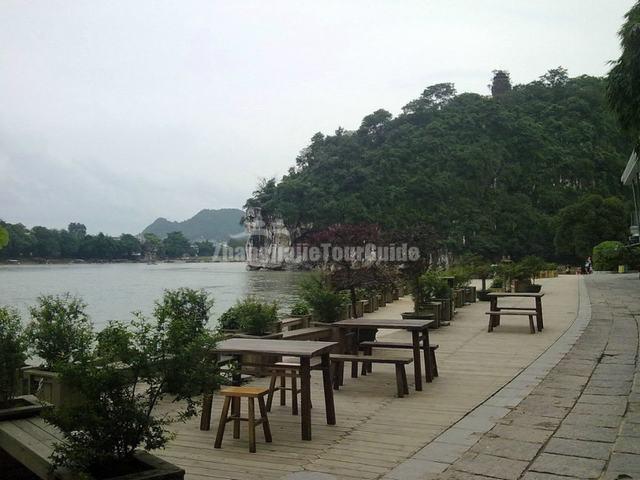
46,314,222,476
0,306,27,405
445,265,471,288
153,288,214,393
290,301,311,316
218,298,278,336
593,241,625,270
27,293,94,370
518,256,547,283
300,275,348,323
413,270,449,309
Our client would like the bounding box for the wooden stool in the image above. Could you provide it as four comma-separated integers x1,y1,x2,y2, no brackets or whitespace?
214,386,272,453
266,362,302,415
266,357,319,414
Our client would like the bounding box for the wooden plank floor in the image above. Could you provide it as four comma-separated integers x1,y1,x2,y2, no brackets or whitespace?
1,276,579,480
155,276,579,480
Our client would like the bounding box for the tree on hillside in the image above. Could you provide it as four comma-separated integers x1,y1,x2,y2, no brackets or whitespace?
554,194,627,261
163,231,193,258
607,0,640,136
244,70,632,261
68,223,87,239
490,70,512,97
0,226,8,250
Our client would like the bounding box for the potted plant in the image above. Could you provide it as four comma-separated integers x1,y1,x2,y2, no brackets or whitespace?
218,298,281,376
0,306,44,420
404,270,447,327
22,293,94,406
299,275,348,324
153,288,214,393
474,263,494,301
515,256,546,293
46,314,221,480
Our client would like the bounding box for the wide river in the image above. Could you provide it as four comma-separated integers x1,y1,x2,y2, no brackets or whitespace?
0,262,310,330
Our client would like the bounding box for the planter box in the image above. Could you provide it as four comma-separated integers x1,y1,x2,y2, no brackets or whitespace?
453,289,465,308
384,288,394,303
0,395,44,421
464,286,476,303
362,299,372,313
513,279,532,293
377,294,385,307
477,289,491,302
402,302,442,328
20,367,82,407
434,298,452,322
391,288,400,300
57,451,185,480
354,300,366,318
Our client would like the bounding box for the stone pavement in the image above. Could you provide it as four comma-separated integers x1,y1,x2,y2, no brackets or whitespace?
409,273,640,480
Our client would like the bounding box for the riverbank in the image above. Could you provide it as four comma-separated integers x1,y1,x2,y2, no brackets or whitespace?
0,257,244,265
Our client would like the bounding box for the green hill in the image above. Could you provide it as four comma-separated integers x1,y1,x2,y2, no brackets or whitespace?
142,208,244,242
245,69,634,262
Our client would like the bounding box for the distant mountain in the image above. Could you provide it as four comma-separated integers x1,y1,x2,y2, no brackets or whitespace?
142,208,245,242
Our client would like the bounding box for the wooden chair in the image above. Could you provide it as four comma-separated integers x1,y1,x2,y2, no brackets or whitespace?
214,386,272,453
266,356,319,415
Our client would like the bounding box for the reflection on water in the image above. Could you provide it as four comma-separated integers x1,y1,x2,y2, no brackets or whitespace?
0,262,311,330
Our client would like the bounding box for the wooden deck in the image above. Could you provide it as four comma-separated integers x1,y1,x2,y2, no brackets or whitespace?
156,276,578,479
1,276,579,480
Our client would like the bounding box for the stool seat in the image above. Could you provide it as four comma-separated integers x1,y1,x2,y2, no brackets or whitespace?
220,386,270,398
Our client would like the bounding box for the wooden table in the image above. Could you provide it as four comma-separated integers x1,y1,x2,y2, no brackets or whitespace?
331,318,435,391
487,292,545,331
203,338,338,441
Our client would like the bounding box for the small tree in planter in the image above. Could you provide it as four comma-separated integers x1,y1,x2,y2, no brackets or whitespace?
46,315,221,480
24,294,94,405
299,274,348,323
290,301,310,317
517,256,546,292
405,270,448,326
218,298,279,337
474,262,494,301
0,306,44,419
153,288,214,393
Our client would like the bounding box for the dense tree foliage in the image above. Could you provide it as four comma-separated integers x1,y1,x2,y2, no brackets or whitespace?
246,70,633,263
554,194,627,259
0,222,209,261
607,0,640,136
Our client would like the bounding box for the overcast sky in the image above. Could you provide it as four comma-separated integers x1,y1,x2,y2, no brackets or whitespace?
0,0,633,235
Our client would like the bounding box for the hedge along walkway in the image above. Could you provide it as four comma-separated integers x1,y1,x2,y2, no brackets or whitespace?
154,275,580,480
418,273,640,480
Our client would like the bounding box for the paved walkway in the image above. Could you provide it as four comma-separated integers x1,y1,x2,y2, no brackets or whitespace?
154,275,583,480
417,273,640,480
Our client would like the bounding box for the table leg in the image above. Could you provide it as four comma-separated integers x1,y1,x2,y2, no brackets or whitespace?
412,330,423,391
200,393,213,431
300,357,312,440
421,327,433,382
489,296,498,330
321,353,336,425
536,297,544,330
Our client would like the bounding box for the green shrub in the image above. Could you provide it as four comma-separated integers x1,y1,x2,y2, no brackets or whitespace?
47,313,222,476
0,306,27,405
27,293,94,370
445,265,471,288
218,298,278,336
413,270,449,309
518,256,547,283
593,241,625,270
300,275,348,323
290,300,311,316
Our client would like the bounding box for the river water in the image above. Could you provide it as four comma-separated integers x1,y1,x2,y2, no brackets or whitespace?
0,262,310,330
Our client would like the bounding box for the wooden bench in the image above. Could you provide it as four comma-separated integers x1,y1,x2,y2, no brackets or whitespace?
486,309,538,333
359,341,439,378
329,354,412,397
